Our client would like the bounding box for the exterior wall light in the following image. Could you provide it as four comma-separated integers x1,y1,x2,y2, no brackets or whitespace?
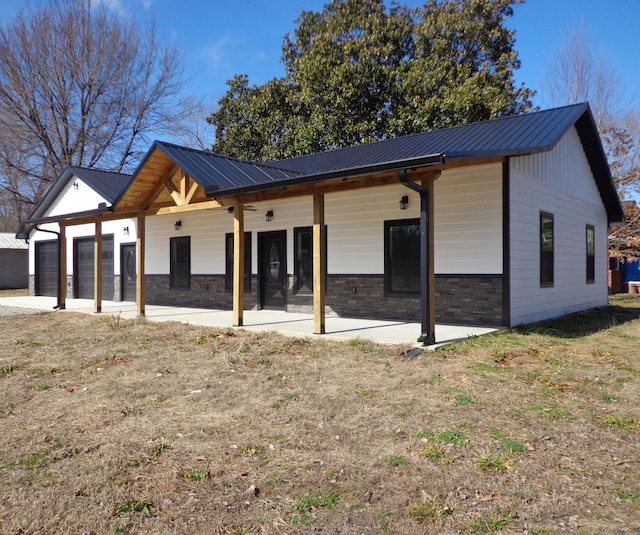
400,195,409,210
174,220,182,230
123,226,129,236
72,181,79,189
265,210,274,222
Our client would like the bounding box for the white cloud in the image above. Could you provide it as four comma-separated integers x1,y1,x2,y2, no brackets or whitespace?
203,36,232,71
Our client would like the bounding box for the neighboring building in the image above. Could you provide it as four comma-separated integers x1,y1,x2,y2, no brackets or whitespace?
19,103,623,342
0,233,28,289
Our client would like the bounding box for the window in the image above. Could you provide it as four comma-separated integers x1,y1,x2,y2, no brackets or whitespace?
294,226,327,294
385,219,420,295
225,232,252,291
540,212,554,287
170,236,190,289
586,225,595,283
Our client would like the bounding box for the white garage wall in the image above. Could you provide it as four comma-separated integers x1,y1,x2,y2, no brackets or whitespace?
509,126,609,326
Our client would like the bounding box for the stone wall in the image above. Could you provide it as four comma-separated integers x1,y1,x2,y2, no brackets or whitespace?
145,274,258,310
290,274,505,326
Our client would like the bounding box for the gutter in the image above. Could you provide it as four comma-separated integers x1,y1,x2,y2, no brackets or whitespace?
399,158,446,345
204,153,446,198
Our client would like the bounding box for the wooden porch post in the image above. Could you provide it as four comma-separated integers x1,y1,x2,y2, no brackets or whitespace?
94,220,103,313
233,203,245,327
58,223,67,310
313,192,326,334
136,213,146,317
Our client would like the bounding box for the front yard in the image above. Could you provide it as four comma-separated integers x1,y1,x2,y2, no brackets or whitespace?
1,295,639,534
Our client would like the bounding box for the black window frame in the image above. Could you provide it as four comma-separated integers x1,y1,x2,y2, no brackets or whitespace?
293,226,327,295
540,212,554,287
225,232,252,292
384,218,421,296
586,224,595,284
170,236,191,290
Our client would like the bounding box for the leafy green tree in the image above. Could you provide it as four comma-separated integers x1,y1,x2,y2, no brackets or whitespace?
208,0,533,161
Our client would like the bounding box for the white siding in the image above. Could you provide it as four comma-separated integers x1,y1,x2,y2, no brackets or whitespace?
29,176,136,278
509,127,608,326
145,165,503,277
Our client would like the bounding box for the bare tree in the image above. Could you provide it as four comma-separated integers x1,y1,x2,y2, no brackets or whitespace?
0,0,185,228
542,24,627,128
542,24,640,258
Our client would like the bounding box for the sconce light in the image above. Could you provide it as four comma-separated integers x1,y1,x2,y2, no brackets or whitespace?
123,226,129,236
174,220,182,231
72,181,79,189
265,210,274,222
399,195,409,210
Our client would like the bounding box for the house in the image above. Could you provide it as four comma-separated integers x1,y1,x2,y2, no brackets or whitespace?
0,233,28,289
19,103,623,343
18,166,134,308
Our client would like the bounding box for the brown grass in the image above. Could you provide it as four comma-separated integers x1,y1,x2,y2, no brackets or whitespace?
0,296,639,534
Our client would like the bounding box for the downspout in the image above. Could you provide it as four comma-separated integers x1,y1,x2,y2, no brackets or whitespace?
34,225,64,310
399,169,434,345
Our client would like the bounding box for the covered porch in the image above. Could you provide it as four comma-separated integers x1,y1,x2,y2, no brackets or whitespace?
0,295,497,347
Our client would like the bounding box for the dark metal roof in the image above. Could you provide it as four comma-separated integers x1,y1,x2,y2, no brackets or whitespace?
273,104,588,174
267,102,620,223
144,141,302,192
68,166,132,205
16,166,132,239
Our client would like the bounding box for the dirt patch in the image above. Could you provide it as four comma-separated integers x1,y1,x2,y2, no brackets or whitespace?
0,296,639,534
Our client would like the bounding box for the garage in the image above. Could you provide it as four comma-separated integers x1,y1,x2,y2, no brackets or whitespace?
73,236,114,300
35,240,59,297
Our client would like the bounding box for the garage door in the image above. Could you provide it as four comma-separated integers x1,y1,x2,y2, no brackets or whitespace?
35,240,58,297
74,236,114,300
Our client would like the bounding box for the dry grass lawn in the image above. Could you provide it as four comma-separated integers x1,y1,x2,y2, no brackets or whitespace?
1,294,639,534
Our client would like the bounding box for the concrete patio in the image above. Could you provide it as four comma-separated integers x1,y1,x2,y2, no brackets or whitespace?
0,295,499,347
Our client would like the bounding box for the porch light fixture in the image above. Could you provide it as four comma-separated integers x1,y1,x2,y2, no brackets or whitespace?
72,181,79,189
265,210,274,222
174,220,182,230
123,226,129,236
399,195,409,210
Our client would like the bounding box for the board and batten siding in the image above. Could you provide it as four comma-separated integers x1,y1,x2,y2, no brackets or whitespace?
144,164,503,277
509,126,609,326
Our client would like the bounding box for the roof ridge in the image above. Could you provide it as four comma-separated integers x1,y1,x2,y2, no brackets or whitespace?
68,165,132,177
154,140,305,176
276,102,590,165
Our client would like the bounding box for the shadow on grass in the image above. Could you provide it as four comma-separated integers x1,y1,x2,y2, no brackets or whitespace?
513,294,640,339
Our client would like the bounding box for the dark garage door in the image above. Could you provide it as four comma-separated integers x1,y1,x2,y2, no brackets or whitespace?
35,240,58,297
74,236,114,300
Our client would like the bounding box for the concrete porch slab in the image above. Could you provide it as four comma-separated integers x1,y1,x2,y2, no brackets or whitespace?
0,296,498,347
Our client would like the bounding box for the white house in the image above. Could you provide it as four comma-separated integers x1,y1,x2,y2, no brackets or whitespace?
19,103,623,343
19,167,136,306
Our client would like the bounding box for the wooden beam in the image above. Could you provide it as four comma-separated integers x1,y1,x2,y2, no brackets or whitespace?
94,221,103,313
140,163,179,210
233,203,244,327
147,199,223,216
184,178,199,205
136,214,146,317
313,192,326,335
59,223,66,309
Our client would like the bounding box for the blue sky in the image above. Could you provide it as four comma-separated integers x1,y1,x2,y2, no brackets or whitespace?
0,0,638,109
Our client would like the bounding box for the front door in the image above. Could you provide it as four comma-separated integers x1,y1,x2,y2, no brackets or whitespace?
259,230,286,310
121,243,136,302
